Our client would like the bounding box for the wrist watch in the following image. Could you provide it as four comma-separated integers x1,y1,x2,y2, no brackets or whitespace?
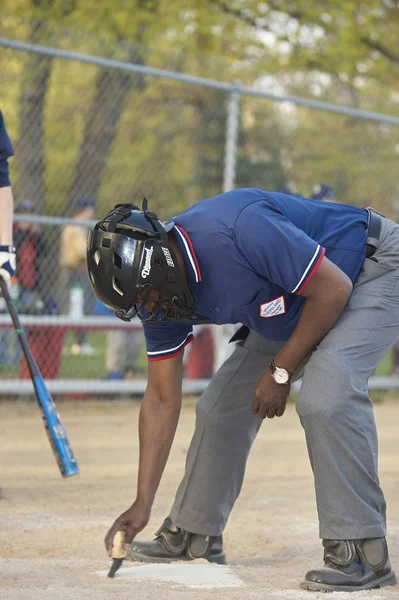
269,359,293,385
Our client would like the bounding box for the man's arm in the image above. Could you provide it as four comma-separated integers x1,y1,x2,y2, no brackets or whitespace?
252,256,353,419
0,183,16,285
137,354,184,505
0,185,14,245
105,352,184,553
0,111,16,283
274,256,353,373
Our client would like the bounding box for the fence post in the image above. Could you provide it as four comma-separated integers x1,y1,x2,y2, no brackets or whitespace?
213,90,241,374
223,89,240,192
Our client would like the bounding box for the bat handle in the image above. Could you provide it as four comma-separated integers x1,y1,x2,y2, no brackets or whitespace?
108,531,127,578
110,531,127,559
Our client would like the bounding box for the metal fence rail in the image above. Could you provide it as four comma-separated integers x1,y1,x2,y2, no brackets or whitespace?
2,377,398,397
3,38,399,125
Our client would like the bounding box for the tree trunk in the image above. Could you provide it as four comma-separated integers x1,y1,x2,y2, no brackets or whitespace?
67,60,140,213
15,20,53,211
67,0,157,213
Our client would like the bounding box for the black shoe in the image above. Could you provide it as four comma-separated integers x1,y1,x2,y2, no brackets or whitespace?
301,538,396,592
127,517,226,564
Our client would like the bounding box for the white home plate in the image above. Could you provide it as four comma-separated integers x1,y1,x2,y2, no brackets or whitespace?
97,562,244,589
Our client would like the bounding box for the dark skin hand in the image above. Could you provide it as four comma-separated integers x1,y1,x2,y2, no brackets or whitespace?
105,500,151,554
251,370,291,419
251,256,353,420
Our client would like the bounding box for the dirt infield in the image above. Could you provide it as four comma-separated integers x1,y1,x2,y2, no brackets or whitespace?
0,397,398,600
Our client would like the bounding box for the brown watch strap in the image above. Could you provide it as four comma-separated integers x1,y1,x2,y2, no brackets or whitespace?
270,359,293,378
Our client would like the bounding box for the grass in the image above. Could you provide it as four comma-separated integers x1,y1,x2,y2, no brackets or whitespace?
59,331,107,378
0,329,395,382
0,329,148,380
59,331,148,378
374,351,392,376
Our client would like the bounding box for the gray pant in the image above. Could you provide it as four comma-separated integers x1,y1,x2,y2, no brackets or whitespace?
170,216,399,540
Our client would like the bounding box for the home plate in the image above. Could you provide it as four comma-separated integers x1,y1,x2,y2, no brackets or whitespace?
96,562,244,589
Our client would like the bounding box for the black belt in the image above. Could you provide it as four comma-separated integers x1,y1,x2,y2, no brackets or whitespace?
365,209,384,259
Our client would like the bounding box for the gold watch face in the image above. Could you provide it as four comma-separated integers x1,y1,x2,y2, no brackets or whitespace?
274,367,290,384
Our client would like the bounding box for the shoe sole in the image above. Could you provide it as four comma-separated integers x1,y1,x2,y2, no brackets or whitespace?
300,571,396,592
127,549,226,565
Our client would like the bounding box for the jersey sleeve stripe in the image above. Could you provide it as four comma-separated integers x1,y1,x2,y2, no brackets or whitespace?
291,245,325,294
296,247,326,295
174,225,202,282
147,334,194,361
147,331,194,355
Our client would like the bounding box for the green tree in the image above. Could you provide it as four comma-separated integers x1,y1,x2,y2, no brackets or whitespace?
2,0,399,218
12,1,77,209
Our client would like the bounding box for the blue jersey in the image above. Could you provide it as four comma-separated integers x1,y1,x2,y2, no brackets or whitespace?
144,188,368,361
0,111,15,188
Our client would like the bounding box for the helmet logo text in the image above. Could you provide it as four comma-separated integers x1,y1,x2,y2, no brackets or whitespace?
162,247,175,267
141,247,154,278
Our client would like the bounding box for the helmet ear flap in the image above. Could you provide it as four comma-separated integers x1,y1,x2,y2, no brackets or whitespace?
86,230,142,318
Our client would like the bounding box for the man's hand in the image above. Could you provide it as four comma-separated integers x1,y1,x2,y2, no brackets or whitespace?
104,500,151,555
251,367,291,419
0,245,16,286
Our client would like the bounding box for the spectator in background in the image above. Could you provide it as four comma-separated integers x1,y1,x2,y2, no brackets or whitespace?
0,199,48,365
60,199,96,356
95,298,145,379
391,343,399,375
184,326,214,379
14,199,47,314
277,185,298,196
311,183,336,202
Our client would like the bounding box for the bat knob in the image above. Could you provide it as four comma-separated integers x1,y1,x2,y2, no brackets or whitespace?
108,557,123,578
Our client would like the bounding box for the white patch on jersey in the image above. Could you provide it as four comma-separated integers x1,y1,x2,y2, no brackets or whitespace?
260,296,286,318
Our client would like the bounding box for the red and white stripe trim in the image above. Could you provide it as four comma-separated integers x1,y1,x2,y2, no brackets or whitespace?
292,246,326,295
147,331,194,362
174,225,202,283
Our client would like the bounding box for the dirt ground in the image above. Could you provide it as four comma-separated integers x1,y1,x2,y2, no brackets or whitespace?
0,397,398,600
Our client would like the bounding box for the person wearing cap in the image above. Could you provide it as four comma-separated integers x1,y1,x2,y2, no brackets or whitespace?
0,111,16,287
311,183,336,202
60,199,96,356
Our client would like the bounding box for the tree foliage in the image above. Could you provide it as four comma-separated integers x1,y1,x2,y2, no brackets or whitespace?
1,0,399,220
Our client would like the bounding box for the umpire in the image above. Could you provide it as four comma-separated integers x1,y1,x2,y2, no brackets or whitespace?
87,189,398,592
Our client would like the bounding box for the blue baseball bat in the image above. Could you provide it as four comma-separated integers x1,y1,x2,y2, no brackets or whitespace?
0,276,79,477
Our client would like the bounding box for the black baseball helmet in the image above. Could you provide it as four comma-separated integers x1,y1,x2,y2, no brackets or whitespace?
86,199,209,323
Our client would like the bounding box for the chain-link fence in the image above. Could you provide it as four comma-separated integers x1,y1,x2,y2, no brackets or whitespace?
1,18,399,395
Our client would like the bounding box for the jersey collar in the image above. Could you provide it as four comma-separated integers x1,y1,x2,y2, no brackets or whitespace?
172,224,202,284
